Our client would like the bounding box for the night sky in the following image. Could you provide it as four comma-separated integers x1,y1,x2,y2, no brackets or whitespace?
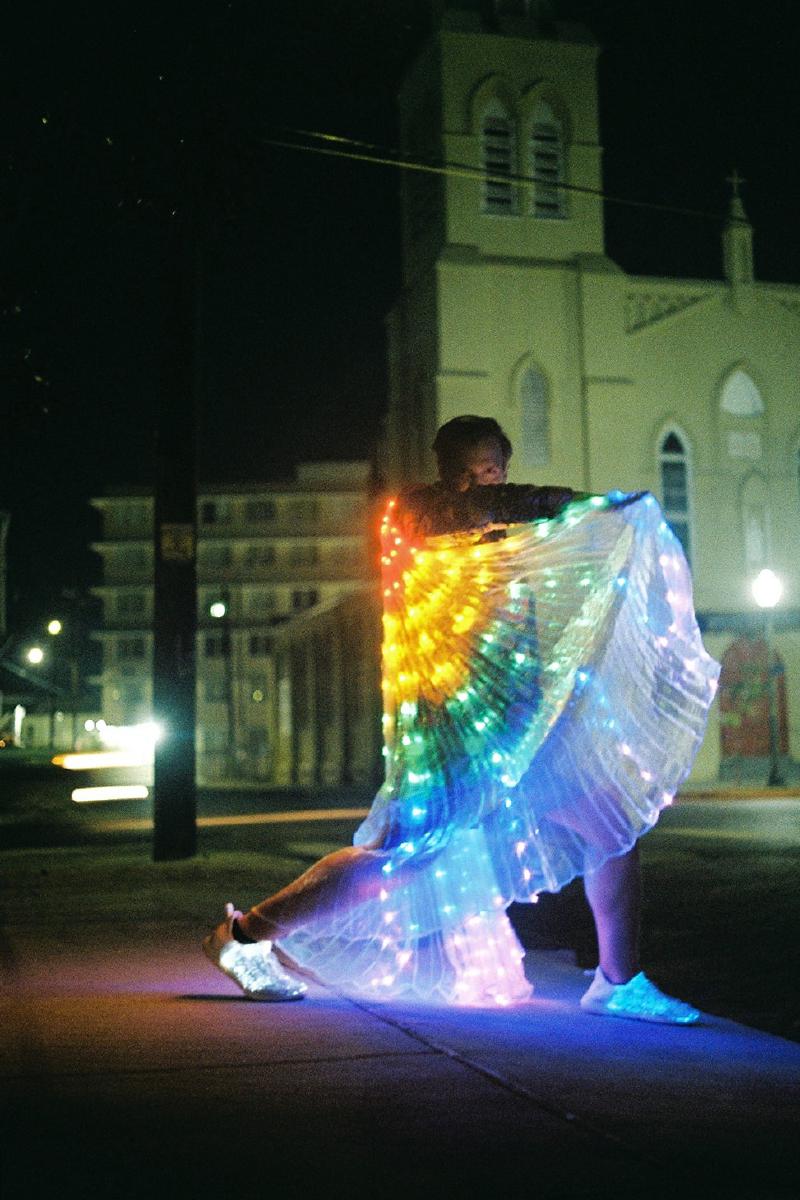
4,0,800,635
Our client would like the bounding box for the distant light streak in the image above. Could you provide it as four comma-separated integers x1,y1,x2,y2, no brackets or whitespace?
54,750,147,770
71,785,149,804
98,720,162,750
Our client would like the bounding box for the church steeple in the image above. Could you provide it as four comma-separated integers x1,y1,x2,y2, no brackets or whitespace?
722,169,754,285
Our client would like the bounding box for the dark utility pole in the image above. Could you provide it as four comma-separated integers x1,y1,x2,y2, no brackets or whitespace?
152,182,200,861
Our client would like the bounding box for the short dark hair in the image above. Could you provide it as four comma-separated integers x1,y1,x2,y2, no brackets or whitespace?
431,415,512,485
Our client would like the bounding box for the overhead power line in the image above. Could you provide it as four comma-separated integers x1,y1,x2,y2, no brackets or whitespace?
264,126,726,224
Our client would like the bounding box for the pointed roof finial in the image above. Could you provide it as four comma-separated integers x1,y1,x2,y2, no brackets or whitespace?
726,167,745,198
722,168,754,285
725,168,749,223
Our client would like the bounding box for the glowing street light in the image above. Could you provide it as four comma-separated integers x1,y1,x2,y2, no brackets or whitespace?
209,601,227,619
751,569,785,787
47,619,63,636
26,646,45,665
751,569,783,611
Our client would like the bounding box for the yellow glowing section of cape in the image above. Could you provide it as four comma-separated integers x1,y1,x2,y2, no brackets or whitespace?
278,491,720,1005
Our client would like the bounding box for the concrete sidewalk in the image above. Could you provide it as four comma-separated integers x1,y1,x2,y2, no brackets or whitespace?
1,849,798,1200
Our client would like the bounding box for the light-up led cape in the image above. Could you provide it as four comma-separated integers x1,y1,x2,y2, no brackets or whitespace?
280,488,720,1006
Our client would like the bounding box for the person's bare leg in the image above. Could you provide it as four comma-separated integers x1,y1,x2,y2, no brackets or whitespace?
237,845,383,942
582,843,641,984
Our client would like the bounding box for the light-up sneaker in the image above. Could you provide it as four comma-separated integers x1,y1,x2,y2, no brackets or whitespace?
202,903,307,1001
580,967,700,1025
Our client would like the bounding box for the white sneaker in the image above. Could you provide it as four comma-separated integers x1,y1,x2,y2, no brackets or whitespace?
580,967,700,1025
202,903,307,1001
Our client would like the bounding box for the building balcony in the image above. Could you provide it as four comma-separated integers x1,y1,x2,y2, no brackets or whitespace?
197,562,371,584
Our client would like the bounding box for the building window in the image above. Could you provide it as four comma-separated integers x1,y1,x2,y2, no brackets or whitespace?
720,369,763,416
519,367,550,465
203,676,229,703
244,544,276,568
292,589,319,611
481,101,516,215
203,545,233,568
247,589,277,614
741,473,770,572
122,547,148,571
116,591,146,617
117,637,145,660
288,543,319,566
287,499,319,522
204,633,230,657
248,635,273,656
200,500,231,525
114,503,150,535
245,500,276,522
531,101,565,219
659,430,692,560
119,681,145,719
202,726,228,754
245,728,269,756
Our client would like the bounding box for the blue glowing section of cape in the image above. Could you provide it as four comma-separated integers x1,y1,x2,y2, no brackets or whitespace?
280,492,720,1005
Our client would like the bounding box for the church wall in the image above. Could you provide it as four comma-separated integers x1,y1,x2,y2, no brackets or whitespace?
436,258,587,487
582,282,800,619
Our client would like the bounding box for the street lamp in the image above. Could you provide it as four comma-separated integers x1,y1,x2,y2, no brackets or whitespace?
751,568,785,787
45,617,81,745
209,598,236,776
26,646,45,665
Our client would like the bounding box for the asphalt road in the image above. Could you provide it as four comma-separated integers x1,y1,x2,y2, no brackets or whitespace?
2,760,799,849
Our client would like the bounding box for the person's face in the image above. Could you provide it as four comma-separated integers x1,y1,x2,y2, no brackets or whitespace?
455,438,508,490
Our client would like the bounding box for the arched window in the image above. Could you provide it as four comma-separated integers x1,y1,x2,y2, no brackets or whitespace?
721,369,763,415
519,367,550,465
530,101,565,219
659,430,692,560
482,101,516,215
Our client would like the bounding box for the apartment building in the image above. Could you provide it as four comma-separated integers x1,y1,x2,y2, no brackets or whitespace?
90,461,382,782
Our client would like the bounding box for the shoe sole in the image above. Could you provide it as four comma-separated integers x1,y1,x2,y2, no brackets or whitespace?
580,1000,700,1025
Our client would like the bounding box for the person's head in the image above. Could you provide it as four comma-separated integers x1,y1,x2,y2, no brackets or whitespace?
432,415,512,491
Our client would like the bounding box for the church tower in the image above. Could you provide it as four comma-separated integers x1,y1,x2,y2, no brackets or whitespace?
383,0,611,487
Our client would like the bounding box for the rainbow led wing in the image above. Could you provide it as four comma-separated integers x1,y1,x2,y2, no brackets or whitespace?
280,492,720,1005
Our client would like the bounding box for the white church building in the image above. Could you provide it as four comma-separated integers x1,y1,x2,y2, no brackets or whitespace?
380,1,800,782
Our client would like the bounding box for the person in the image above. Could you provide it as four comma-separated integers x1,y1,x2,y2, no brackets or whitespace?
204,416,719,1022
